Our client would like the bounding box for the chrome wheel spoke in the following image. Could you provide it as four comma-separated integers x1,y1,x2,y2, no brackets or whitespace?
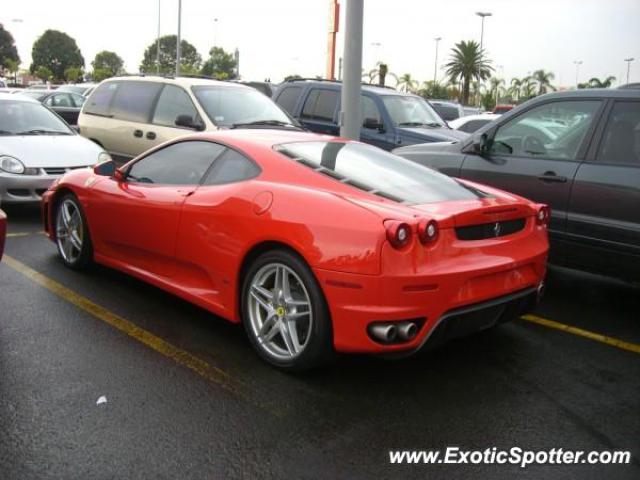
56,199,83,263
69,231,82,251
279,319,300,355
287,310,310,320
250,284,273,311
258,314,280,343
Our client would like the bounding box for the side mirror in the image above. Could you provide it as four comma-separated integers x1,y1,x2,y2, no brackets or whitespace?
175,114,205,131
464,133,491,156
363,117,385,133
93,159,116,177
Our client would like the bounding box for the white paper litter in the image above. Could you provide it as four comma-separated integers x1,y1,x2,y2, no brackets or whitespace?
96,395,107,405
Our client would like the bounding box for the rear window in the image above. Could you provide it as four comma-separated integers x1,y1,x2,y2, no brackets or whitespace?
110,81,162,123
432,103,460,121
275,86,302,115
276,141,483,204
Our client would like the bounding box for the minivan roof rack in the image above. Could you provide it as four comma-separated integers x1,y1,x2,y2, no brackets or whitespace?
284,77,396,90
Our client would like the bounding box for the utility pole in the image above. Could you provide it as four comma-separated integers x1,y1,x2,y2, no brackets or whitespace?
475,12,491,106
156,0,161,75
339,0,363,139
176,0,182,77
624,57,635,85
325,0,340,80
573,60,582,88
433,37,441,83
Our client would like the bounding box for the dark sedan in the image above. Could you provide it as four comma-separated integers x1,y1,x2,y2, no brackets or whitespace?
394,88,640,282
17,90,86,125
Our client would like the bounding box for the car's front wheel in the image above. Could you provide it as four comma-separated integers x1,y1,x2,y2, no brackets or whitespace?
55,193,93,270
241,250,333,371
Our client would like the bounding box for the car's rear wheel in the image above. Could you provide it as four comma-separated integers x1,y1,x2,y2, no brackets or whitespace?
55,193,93,270
241,250,333,371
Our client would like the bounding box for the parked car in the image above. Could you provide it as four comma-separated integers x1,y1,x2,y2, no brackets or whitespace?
26,84,60,91
463,106,484,116
394,88,640,282
272,79,466,151
429,100,465,121
449,113,500,133
18,90,86,125
42,129,548,370
493,104,515,114
0,208,5,261
79,76,299,164
58,83,97,97
0,95,110,203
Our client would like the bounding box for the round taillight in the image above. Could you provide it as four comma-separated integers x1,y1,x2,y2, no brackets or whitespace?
385,220,412,249
418,219,439,244
536,205,550,226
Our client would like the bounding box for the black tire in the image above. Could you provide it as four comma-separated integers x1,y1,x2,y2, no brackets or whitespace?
241,249,333,371
54,193,93,270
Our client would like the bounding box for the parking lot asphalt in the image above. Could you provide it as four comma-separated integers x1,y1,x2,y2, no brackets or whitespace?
1,204,639,480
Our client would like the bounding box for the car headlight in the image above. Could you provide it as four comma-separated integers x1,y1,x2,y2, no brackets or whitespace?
98,152,112,164
0,155,25,174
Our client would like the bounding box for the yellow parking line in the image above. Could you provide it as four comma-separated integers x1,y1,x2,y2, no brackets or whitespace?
521,314,640,355
6,231,45,238
2,254,250,399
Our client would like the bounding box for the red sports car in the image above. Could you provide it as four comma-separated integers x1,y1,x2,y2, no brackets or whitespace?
0,208,6,261
42,130,549,370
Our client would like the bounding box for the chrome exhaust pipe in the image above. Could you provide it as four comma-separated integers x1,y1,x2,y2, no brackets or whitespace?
369,323,398,343
397,321,418,341
537,281,546,301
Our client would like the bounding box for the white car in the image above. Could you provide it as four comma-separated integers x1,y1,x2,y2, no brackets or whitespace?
0,95,110,203
448,113,501,133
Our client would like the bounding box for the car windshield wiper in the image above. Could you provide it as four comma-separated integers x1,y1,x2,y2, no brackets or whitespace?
17,129,71,135
229,120,301,130
398,121,444,128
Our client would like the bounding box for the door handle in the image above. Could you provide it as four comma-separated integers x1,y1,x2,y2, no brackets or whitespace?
133,129,143,138
538,171,568,183
146,131,156,140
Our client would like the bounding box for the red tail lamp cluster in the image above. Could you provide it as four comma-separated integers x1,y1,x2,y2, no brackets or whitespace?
536,205,551,226
384,219,439,249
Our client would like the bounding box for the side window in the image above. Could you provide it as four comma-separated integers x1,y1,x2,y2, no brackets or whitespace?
84,82,118,116
597,101,640,165
491,100,601,160
361,95,382,126
152,84,198,128
202,149,261,185
70,93,86,108
275,86,302,115
51,93,72,107
127,141,225,185
301,89,338,122
110,81,163,123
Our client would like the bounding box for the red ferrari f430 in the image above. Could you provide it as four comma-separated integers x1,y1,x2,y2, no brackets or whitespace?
43,130,549,370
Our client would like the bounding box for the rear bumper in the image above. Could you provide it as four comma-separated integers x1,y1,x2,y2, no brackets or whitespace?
315,231,547,354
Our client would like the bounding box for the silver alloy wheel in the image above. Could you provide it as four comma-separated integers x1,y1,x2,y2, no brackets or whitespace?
247,262,313,361
56,199,84,264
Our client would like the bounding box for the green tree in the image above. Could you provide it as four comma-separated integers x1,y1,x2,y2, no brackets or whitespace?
507,77,522,102
532,69,555,96
92,50,124,78
520,76,536,100
396,73,418,93
35,66,53,83
139,35,201,74
0,24,20,70
488,77,505,104
579,76,616,89
5,58,20,85
30,30,84,82
283,74,302,81
444,40,493,105
92,68,113,82
64,66,83,82
200,47,237,79
418,80,450,99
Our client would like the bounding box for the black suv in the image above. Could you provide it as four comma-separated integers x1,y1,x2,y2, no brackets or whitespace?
272,79,467,151
394,88,640,282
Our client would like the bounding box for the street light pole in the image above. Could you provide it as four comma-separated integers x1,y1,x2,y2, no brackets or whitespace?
213,18,218,49
156,0,161,75
340,0,363,140
433,37,441,83
624,57,635,85
176,0,182,77
475,12,492,53
573,60,582,88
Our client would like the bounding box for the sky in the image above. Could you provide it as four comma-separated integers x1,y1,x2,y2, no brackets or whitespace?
2,0,639,87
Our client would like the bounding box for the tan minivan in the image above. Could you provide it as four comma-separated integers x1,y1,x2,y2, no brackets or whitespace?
78,76,297,164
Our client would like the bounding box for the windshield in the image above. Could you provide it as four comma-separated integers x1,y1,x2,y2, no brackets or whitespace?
276,141,483,204
382,95,445,127
0,100,73,135
192,86,292,127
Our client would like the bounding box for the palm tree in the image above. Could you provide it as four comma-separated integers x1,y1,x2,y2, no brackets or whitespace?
396,73,418,93
507,77,522,102
489,77,505,104
520,76,536,99
532,69,555,96
587,76,616,88
444,40,493,105
364,62,397,87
